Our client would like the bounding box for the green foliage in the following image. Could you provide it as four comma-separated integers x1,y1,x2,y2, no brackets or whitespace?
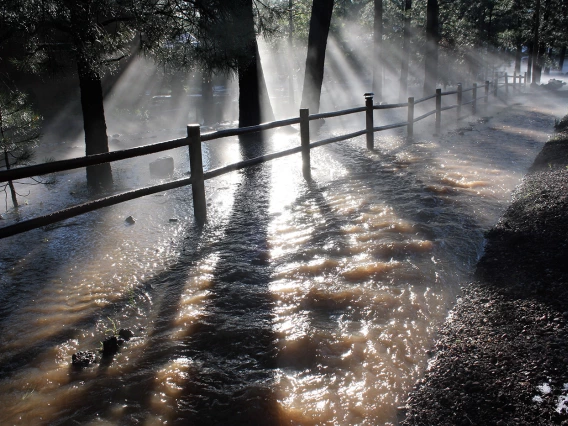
0,81,42,167
148,0,288,73
0,78,44,208
104,316,119,336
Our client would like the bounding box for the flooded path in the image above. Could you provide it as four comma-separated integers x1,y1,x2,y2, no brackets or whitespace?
0,95,561,425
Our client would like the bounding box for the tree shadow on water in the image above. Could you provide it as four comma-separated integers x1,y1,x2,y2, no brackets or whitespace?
28,134,280,425
177,133,280,425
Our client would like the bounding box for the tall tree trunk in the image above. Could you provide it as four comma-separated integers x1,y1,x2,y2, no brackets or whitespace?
372,0,383,100
288,0,295,109
237,0,274,127
527,42,533,80
423,0,439,97
77,59,113,189
545,47,553,75
202,70,214,125
514,0,522,75
535,43,546,81
542,0,552,76
301,0,335,114
399,0,412,101
514,43,522,74
3,148,18,208
560,45,567,72
531,0,541,84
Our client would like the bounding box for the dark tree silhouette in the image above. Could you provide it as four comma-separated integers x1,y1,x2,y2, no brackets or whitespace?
236,0,275,127
373,0,384,100
399,0,412,101
301,0,334,114
423,0,439,96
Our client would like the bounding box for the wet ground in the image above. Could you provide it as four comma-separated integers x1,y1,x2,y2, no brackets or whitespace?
0,82,564,425
402,93,568,426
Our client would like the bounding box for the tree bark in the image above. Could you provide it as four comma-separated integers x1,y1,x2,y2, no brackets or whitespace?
527,42,533,80
288,0,295,109
514,43,522,74
372,0,383,100
237,0,274,127
66,1,113,189
560,45,567,72
514,0,522,74
399,0,412,101
542,0,552,76
77,59,113,189
423,0,439,97
3,148,18,208
301,0,335,114
202,70,214,125
531,0,541,84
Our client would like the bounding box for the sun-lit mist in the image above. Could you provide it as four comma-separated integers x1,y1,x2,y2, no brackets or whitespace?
1,3,567,425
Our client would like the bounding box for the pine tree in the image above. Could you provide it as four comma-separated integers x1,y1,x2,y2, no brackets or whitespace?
0,82,42,208
2,0,174,189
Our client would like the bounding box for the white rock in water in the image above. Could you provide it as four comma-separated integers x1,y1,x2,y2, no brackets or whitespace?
149,156,174,176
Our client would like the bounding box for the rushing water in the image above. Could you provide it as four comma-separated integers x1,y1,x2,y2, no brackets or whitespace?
0,98,556,425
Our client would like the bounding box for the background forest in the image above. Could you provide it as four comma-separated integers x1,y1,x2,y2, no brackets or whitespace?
0,0,566,191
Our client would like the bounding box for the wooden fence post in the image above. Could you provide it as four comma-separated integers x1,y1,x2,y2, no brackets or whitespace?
457,83,463,119
485,80,490,105
505,72,509,95
524,71,528,89
435,88,442,134
472,83,477,115
188,124,206,221
513,72,517,92
407,96,414,138
300,108,311,179
365,93,374,150
494,74,498,97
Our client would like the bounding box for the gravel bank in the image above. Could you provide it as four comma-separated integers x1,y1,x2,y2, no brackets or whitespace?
401,108,568,426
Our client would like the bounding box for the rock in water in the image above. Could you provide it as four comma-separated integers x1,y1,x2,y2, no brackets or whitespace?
125,216,136,225
102,336,121,357
118,329,134,340
149,156,174,177
72,351,96,368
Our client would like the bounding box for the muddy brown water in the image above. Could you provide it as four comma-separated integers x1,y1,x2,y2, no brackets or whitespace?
0,96,561,425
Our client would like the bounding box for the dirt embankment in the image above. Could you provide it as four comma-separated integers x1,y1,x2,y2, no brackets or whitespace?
401,109,568,426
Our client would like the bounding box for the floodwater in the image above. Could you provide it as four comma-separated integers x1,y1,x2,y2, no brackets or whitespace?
0,93,560,425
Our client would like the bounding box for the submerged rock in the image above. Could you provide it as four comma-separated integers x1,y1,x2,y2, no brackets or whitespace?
72,351,97,368
102,336,123,358
118,328,134,340
543,79,566,90
149,156,174,177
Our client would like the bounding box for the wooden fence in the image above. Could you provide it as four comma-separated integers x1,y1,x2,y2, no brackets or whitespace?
0,73,527,239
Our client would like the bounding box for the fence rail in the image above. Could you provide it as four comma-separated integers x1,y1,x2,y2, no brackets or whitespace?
0,74,527,239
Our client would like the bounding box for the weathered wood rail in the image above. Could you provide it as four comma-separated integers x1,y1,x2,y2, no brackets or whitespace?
0,74,527,239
